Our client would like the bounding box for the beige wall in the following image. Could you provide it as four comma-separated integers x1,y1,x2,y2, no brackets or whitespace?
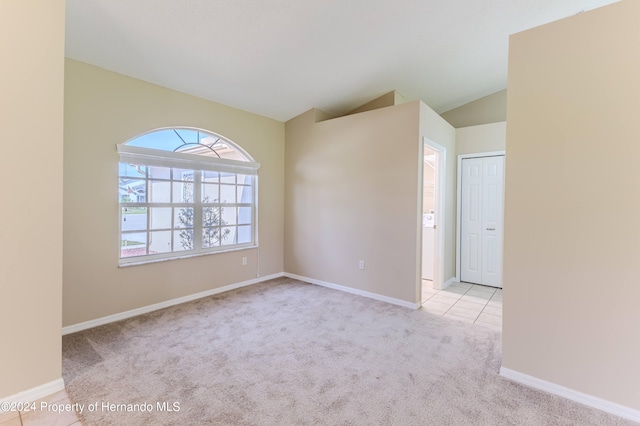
63,60,284,326
285,103,420,303
503,0,640,410
0,0,65,397
347,91,408,116
456,122,506,156
441,89,507,128
284,101,454,304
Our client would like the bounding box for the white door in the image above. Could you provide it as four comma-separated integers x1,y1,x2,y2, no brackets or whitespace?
460,156,504,287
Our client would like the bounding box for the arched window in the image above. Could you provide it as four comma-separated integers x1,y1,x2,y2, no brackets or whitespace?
117,128,259,265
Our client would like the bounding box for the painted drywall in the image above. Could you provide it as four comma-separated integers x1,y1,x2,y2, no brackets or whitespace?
0,0,64,397
419,104,457,284
347,91,408,116
284,101,454,304
456,122,506,156
347,91,396,115
64,60,284,327
441,90,507,128
503,0,640,411
285,104,420,303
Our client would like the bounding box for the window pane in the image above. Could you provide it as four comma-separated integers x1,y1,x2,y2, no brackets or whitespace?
121,232,147,258
221,206,237,225
202,206,222,227
149,231,172,254
149,181,171,203
202,183,219,203
127,129,181,151
221,226,236,246
148,166,170,179
203,171,219,183
121,207,147,231
173,181,194,203
238,185,252,203
202,227,221,248
238,207,252,225
220,173,235,184
174,129,198,144
119,178,146,203
174,230,193,251
173,169,194,181
174,207,193,228
149,207,172,230
237,225,252,244
119,163,146,178
220,184,235,203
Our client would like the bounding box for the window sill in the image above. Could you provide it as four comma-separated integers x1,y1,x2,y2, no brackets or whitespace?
118,245,258,268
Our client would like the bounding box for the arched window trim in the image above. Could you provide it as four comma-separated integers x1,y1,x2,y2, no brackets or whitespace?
117,144,260,175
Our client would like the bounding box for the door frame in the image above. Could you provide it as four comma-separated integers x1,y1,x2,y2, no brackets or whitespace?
420,138,446,292
455,151,506,282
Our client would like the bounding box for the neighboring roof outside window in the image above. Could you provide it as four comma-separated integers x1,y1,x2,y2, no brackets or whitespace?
125,128,253,162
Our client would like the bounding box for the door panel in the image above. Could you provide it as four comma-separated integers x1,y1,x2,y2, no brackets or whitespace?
481,156,504,287
460,158,483,284
467,234,480,272
460,155,504,288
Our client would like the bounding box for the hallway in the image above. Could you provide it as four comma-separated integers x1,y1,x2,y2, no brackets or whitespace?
421,280,502,331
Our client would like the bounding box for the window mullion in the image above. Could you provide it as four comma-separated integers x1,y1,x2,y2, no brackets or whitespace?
169,169,176,253
144,168,150,256
193,170,202,251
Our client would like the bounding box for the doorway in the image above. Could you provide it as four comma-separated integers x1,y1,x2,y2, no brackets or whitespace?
420,138,446,296
456,152,505,288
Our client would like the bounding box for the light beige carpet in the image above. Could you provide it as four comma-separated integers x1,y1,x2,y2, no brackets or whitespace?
62,277,635,425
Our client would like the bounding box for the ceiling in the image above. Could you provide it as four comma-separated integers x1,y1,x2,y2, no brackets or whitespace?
65,0,619,122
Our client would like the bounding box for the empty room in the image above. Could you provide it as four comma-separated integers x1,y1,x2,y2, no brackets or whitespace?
1,0,639,425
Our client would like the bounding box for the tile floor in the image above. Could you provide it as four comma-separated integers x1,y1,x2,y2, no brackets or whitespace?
421,280,502,331
0,390,81,426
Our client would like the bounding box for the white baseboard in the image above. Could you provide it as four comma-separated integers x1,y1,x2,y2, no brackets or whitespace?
433,277,456,291
62,273,284,335
500,367,640,423
0,378,65,406
284,273,419,309
443,277,456,289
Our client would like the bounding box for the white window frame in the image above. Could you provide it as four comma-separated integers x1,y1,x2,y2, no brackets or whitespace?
117,138,260,266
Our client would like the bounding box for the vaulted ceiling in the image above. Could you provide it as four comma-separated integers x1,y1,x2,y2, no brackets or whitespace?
65,0,620,122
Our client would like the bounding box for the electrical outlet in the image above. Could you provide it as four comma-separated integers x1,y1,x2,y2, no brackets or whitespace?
242,257,247,266
359,260,365,270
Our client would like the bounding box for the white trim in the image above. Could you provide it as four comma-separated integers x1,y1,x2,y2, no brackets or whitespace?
119,244,258,267
62,273,284,335
455,151,506,282
442,277,456,289
117,144,260,175
0,378,65,406
118,244,258,267
422,138,446,291
285,273,419,310
500,367,640,423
